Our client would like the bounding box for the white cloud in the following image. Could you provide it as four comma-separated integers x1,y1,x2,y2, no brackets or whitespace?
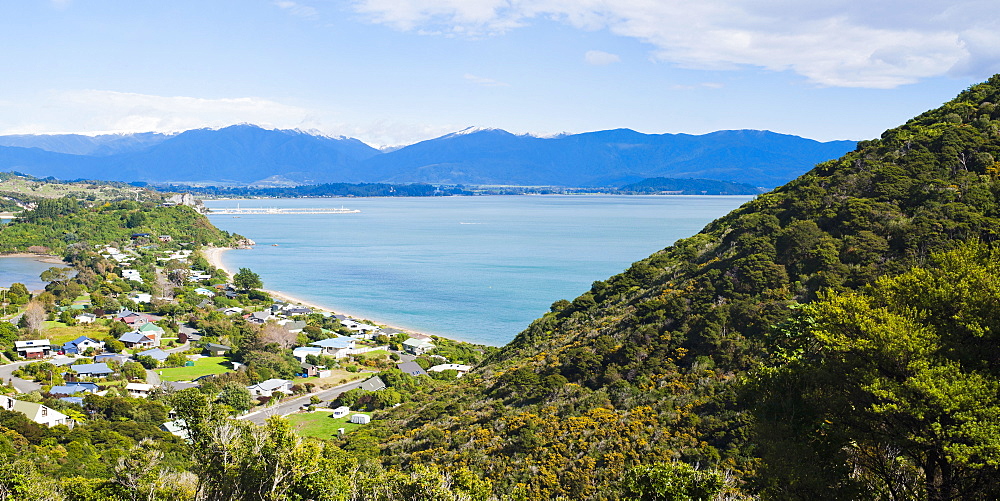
0,90,318,135
273,0,319,19
584,50,620,65
464,73,510,87
349,0,1000,88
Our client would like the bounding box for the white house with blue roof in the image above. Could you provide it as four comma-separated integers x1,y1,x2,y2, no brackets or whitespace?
63,336,104,355
308,337,355,358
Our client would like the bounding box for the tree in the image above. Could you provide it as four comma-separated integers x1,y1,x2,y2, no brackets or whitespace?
165,353,188,367
233,267,262,292
218,382,253,414
21,301,45,336
753,242,1000,500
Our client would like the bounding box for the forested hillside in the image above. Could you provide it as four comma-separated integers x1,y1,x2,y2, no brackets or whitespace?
0,199,239,255
356,76,1000,499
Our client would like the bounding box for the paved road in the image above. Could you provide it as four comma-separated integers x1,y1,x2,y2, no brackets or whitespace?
237,376,376,425
0,359,44,393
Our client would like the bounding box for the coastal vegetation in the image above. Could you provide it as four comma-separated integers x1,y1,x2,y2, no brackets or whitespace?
2,74,1000,499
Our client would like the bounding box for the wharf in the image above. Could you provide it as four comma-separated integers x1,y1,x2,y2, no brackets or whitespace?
207,207,360,215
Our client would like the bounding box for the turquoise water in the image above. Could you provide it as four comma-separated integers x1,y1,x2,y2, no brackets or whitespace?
205,196,752,346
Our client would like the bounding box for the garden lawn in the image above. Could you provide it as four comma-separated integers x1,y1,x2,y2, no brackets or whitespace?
156,356,231,382
286,411,365,439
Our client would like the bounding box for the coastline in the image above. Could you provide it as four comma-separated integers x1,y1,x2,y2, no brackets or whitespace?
0,253,67,264
201,245,442,340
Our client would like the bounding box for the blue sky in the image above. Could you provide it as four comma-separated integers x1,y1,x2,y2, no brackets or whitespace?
1,1,998,147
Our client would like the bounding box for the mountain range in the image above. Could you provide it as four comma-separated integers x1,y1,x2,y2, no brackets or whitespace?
0,126,855,188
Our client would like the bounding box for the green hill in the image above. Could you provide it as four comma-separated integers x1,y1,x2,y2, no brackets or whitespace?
359,76,1000,499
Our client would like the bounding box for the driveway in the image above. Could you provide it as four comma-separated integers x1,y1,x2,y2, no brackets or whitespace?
237,376,376,425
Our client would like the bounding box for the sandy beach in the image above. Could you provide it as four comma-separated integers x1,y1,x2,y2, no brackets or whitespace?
201,245,436,337
0,253,67,264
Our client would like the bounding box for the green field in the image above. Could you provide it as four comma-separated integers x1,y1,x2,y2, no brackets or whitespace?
156,356,231,382
42,323,111,345
285,411,366,439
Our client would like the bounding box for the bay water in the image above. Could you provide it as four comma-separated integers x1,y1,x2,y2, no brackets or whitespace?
205,196,752,346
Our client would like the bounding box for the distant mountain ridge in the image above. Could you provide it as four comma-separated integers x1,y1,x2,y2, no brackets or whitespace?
0,125,856,188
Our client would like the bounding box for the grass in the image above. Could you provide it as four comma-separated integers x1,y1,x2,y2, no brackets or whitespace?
42,323,111,345
355,349,390,361
286,411,366,439
156,356,232,382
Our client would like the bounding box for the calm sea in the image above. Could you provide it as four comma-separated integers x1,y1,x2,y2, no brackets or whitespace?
205,196,751,346
0,256,62,292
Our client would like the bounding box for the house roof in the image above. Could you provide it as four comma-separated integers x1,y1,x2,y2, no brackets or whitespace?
204,343,231,352
248,378,292,392
94,353,131,364
15,339,51,349
161,381,200,391
360,376,387,392
119,331,150,343
60,396,85,405
138,322,165,333
137,348,170,361
428,364,473,373
70,363,113,375
66,336,99,347
309,337,353,349
403,338,435,349
49,382,99,395
396,361,427,376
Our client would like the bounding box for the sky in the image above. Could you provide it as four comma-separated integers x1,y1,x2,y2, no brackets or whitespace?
1,1,998,148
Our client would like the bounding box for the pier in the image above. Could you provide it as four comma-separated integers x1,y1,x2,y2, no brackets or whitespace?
207,207,360,215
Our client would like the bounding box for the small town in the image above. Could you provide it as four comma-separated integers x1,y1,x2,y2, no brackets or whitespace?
1,234,481,440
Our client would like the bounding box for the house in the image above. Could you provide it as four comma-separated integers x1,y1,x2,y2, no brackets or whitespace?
203,343,232,357
161,381,200,392
94,353,131,365
427,364,473,377
247,378,293,396
137,322,165,343
63,336,104,355
129,292,153,303
193,287,216,297
221,306,244,315
15,339,53,359
161,419,189,441
359,376,387,392
60,396,85,406
119,331,157,349
298,363,321,378
158,235,172,242
349,413,371,425
309,337,355,358
49,382,99,396
278,319,307,333
115,310,159,326
283,305,312,315
396,361,427,377
126,383,156,398
71,363,114,378
247,311,273,324
402,337,435,355
292,346,323,363
0,395,71,427
121,269,143,282
137,348,170,363
331,406,350,418
74,312,97,324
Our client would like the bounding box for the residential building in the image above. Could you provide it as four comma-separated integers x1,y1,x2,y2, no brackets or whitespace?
427,364,474,377
247,378,293,396
309,337,355,358
15,339,53,359
402,338,436,355
203,343,232,357
70,363,114,378
48,382,99,396
0,395,71,427
359,376,387,392
126,383,155,398
63,336,104,355
396,361,427,377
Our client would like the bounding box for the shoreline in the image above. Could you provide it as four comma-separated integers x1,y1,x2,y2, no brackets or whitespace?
201,246,443,341
0,253,67,264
